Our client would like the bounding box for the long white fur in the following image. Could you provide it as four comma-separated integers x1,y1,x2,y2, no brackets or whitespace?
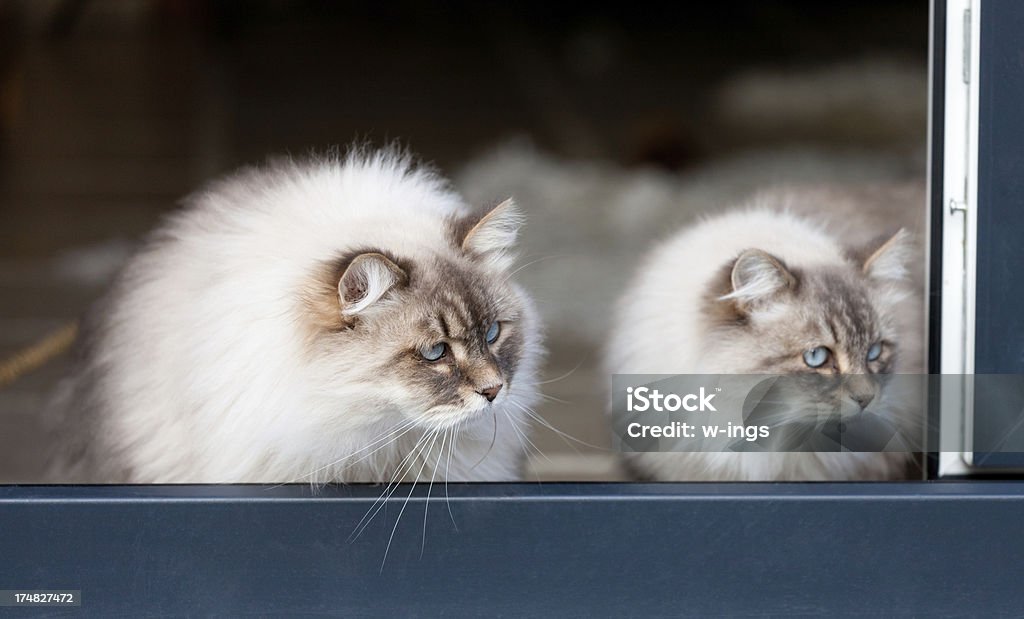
59,151,542,483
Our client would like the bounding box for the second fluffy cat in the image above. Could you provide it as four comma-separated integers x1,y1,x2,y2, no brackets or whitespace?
608,187,924,481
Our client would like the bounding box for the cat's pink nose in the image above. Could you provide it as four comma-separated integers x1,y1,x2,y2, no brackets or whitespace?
478,384,503,402
850,392,875,410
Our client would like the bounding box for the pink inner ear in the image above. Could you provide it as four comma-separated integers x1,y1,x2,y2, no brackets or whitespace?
724,249,795,304
337,252,407,316
342,272,366,301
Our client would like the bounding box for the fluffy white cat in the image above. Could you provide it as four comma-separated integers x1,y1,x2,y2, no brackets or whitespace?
46,150,544,484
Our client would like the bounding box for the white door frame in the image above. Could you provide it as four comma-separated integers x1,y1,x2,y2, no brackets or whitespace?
936,0,980,476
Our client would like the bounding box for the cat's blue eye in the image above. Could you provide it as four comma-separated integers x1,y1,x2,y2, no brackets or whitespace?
803,346,830,368
485,321,501,344
420,342,446,361
867,342,882,362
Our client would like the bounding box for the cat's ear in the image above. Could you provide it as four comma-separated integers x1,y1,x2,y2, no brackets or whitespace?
459,198,523,270
723,249,797,305
862,229,912,282
338,253,407,316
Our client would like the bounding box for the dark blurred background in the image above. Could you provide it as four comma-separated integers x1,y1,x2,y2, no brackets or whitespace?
0,0,928,481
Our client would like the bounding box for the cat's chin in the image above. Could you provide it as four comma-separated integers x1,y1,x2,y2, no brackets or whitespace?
408,399,504,432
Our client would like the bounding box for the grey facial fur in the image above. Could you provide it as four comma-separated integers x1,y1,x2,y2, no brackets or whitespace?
703,246,902,418
305,248,527,425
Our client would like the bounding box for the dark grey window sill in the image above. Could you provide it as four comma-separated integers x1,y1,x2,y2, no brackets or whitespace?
2,481,1023,615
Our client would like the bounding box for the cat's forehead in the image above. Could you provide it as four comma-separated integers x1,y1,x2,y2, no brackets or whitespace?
409,256,509,335
799,269,879,340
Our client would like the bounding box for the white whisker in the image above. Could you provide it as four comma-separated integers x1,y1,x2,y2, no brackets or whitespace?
499,254,569,287
535,392,572,405
468,410,499,470
444,422,460,531
333,419,423,475
531,356,589,386
510,400,606,451
267,416,419,489
508,417,543,484
349,428,434,543
381,428,441,572
421,427,446,558
508,415,551,463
